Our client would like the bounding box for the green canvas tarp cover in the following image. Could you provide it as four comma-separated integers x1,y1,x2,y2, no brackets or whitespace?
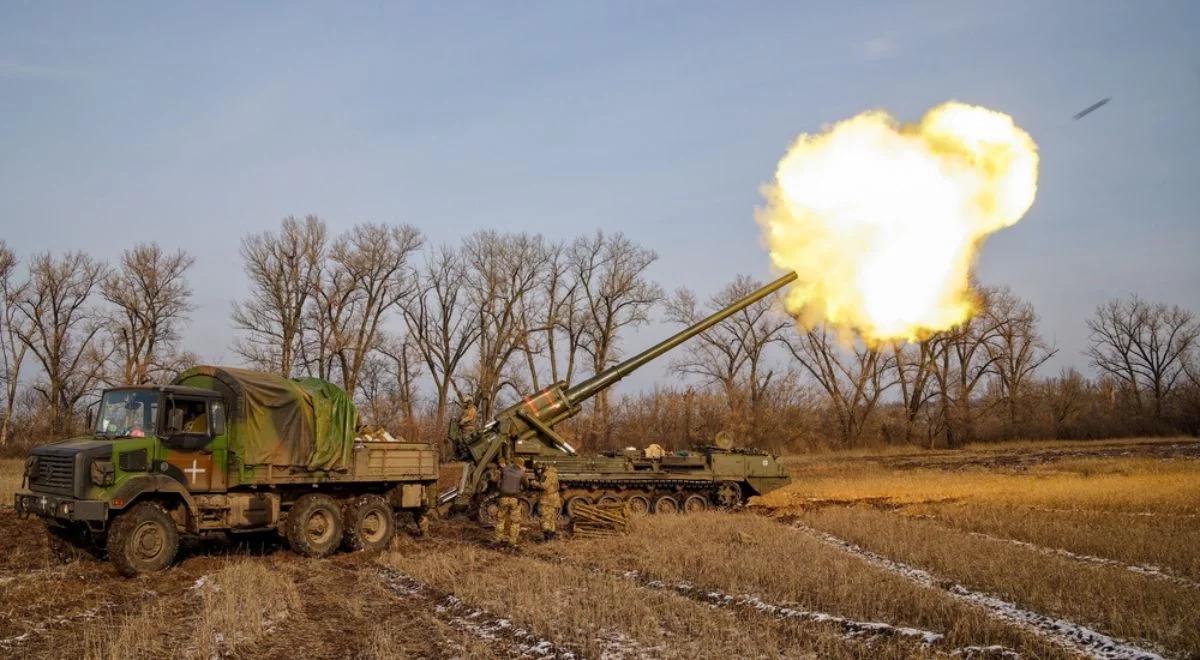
176,366,357,471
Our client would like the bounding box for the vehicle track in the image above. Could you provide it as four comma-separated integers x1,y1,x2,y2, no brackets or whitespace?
784,520,1164,660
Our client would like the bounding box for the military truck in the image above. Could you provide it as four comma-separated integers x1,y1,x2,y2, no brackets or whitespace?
443,272,796,522
15,366,437,575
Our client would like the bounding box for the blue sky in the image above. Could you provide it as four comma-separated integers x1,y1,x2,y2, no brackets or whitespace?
1,1,1197,389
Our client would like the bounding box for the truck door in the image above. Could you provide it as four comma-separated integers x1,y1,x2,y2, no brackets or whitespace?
161,396,226,492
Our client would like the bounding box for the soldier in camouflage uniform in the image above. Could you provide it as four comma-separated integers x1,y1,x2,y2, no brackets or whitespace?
534,464,561,540
493,458,526,547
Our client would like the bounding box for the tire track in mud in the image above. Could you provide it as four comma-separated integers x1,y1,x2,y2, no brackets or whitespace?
785,521,1164,660
375,564,582,659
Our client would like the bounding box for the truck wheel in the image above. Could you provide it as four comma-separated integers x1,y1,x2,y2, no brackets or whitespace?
625,494,651,515
286,494,343,558
107,502,180,576
683,494,709,514
653,495,680,514
343,495,395,552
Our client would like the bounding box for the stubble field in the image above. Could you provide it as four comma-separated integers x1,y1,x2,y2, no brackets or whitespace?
1,437,1197,659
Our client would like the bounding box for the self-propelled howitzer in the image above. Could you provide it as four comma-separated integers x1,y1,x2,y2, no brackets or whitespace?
444,271,797,518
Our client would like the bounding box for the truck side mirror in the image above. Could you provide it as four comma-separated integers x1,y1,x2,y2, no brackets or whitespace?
168,408,184,435
86,409,94,432
211,402,226,435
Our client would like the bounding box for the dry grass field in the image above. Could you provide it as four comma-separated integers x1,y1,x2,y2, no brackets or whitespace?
1,437,1197,658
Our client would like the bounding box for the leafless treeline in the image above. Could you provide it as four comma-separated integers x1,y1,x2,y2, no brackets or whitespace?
1,218,1197,454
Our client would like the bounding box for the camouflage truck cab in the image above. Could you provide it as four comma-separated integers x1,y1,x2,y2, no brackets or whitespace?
16,366,437,576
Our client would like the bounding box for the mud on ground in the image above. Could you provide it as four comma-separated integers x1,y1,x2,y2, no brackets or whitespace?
1,437,1197,659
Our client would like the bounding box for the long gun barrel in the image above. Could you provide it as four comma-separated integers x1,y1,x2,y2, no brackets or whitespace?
564,271,799,404
443,270,797,508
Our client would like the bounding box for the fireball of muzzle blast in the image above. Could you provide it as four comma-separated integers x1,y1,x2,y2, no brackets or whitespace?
758,101,1040,343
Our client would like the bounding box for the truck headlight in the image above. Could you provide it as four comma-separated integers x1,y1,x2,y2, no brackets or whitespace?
90,459,115,487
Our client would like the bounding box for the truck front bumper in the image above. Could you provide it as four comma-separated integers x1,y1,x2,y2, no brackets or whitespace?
14,490,107,522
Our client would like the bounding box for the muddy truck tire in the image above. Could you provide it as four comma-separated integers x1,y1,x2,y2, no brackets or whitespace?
286,494,344,557
342,494,395,552
107,501,180,576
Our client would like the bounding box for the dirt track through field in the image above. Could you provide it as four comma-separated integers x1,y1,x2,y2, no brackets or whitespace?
787,521,1164,660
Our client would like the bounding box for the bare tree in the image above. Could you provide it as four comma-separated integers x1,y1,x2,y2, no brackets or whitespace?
231,215,326,376
307,223,423,395
1045,367,1088,437
984,287,1057,431
781,324,894,447
666,275,790,441
889,335,943,445
374,332,422,426
0,243,29,446
461,231,546,418
101,243,195,385
14,252,111,434
402,245,479,435
1087,295,1198,421
928,289,1006,447
570,231,663,442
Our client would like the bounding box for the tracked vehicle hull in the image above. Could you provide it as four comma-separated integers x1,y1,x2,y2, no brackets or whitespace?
474,445,789,523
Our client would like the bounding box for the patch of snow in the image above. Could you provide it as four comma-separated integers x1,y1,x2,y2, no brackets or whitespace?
1027,506,1199,520
791,523,1164,660
0,632,31,649
966,532,1200,590
378,565,578,659
950,644,1021,658
616,568,944,645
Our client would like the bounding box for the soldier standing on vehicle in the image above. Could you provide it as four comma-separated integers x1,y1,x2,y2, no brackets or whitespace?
494,458,526,547
458,399,478,436
534,464,561,541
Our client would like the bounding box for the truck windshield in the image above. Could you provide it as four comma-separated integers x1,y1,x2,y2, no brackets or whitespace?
96,390,160,438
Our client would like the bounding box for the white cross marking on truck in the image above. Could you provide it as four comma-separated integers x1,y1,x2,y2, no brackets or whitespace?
185,459,206,484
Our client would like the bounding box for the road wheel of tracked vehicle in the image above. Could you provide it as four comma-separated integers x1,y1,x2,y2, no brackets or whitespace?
107,502,180,576
519,498,535,520
343,495,395,552
476,494,500,527
565,495,593,518
597,495,621,506
653,495,680,514
286,494,343,558
716,482,743,509
625,494,651,515
683,494,709,514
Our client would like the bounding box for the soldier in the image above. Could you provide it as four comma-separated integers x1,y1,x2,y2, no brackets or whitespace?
534,464,561,541
412,508,430,536
493,458,526,547
458,399,478,436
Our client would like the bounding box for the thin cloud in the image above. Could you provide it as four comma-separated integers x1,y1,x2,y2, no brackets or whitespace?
861,36,899,61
